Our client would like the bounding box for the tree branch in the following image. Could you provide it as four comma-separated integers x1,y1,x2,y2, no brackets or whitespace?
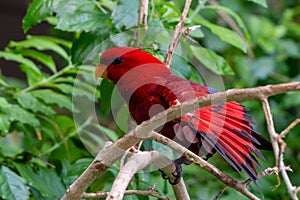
107,151,167,200
164,0,192,67
138,0,148,29
261,98,300,200
137,0,149,47
62,82,300,200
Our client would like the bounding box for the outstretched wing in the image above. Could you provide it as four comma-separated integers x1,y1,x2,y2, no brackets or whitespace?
176,101,266,181
159,76,271,181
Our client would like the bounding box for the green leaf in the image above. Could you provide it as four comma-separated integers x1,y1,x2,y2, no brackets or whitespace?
13,49,57,73
31,35,72,49
112,0,139,29
247,0,268,7
6,105,40,126
73,80,97,101
203,5,251,45
0,97,12,108
45,83,74,94
170,54,192,78
71,32,107,65
53,76,75,84
91,124,118,141
31,89,72,111
0,98,12,134
22,0,59,32
8,35,69,60
190,46,234,75
0,78,8,87
17,93,55,115
64,158,93,186
0,166,30,200
0,132,28,157
98,79,114,117
252,57,275,80
19,64,44,86
193,16,247,52
0,113,10,134
14,163,65,199
56,0,107,32
0,51,42,75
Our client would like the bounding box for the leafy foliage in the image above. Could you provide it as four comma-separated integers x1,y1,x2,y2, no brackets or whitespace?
0,0,299,199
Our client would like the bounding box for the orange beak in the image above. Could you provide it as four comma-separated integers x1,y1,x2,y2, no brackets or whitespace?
95,64,108,80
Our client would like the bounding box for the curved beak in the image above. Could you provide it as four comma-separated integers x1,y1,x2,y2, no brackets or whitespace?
95,64,108,80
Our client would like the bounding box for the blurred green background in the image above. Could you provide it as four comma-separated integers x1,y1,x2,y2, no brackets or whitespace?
0,0,299,199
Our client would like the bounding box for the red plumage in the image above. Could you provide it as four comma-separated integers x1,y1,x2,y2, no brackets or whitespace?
97,47,272,182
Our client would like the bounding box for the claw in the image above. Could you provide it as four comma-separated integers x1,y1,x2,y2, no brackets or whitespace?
159,158,186,185
158,169,168,180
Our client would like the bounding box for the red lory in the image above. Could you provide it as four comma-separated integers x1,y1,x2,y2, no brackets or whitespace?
95,47,272,184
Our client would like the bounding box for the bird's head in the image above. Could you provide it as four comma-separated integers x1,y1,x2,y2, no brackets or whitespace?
95,47,171,84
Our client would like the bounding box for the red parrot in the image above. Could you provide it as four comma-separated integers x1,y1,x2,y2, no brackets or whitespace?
95,47,272,184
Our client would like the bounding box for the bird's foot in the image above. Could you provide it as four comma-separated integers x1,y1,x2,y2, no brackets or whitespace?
159,157,186,185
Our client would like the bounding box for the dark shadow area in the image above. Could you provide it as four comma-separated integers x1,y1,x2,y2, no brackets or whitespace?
0,1,50,79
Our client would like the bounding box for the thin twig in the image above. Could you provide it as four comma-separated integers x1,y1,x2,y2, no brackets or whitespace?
280,118,300,138
82,188,170,200
164,0,193,67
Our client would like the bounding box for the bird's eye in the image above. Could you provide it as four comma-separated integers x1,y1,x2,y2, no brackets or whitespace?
112,56,123,65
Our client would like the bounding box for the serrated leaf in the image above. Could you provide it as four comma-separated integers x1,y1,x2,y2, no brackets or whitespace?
191,46,234,75
194,16,246,52
0,166,30,200
20,64,44,86
6,105,40,126
17,93,55,115
45,83,74,94
73,80,97,101
31,89,72,111
13,49,56,73
53,76,75,84
22,0,59,32
31,35,72,49
112,0,139,29
247,0,268,7
0,51,42,75
14,163,65,199
56,0,107,32
8,36,69,60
